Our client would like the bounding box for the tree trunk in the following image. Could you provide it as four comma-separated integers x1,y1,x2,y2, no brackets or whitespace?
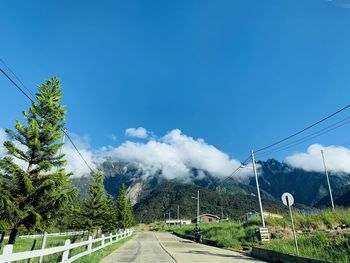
8,228,18,244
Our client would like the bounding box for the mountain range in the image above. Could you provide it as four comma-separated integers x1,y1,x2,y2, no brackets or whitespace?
71,158,350,223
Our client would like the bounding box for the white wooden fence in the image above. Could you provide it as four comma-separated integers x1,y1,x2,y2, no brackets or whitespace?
3,230,89,240
0,229,133,263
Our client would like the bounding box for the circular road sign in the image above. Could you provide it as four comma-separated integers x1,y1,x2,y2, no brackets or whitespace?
281,192,294,207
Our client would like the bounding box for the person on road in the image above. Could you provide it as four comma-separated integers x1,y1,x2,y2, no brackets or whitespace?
194,224,202,243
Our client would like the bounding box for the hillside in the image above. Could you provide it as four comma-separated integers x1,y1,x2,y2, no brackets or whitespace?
317,184,350,207
71,159,350,210
132,180,303,224
253,159,350,205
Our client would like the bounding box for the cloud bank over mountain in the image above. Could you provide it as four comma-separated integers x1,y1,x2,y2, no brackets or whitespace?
3,125,350,178
285,144,350,174
108,129,250,180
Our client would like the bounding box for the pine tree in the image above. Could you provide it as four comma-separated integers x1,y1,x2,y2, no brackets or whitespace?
126,198,135,227
82,171,111,233
116,184,135,229
101,194,117,232
0,77,77,244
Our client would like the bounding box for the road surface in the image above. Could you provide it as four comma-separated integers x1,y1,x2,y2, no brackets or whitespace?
101,232,267,263
101,232,175,263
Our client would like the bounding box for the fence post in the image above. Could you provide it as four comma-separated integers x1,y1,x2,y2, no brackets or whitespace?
2,244,13,263
101,234,105,247
61,239,71,262
116,233,119,242
109,233,113,243
38,232,47,263
87,236,93,254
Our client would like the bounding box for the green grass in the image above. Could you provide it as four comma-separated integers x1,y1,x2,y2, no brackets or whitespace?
74,235,133,263
264,231,350,263
168,220,260,249
163,209,350,262
265,208,350,230
0,233,133,263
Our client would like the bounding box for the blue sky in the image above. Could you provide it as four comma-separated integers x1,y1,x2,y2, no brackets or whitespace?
1,0,350,162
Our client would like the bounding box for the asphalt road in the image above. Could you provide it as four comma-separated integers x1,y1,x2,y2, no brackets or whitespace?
101,232,267,263
101,232,175,263
156,232,267,263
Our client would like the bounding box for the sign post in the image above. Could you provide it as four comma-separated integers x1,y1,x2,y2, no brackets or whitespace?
281,192,299,256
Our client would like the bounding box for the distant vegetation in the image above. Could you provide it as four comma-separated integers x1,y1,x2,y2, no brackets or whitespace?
133,180,307,224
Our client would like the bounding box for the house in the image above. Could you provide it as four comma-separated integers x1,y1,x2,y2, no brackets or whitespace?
165,219,191,225
192,214,220,223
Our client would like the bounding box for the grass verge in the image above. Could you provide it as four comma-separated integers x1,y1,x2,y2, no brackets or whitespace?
74,235,133,263
263,231,350,263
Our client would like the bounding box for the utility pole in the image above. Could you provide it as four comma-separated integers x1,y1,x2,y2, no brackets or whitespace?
192,190,200,224
177,205,180,226
251,149,265,227
197,190,200,223
177,205,179,221
321,150,335,211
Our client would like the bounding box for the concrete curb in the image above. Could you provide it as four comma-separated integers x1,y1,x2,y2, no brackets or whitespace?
154,232,179,263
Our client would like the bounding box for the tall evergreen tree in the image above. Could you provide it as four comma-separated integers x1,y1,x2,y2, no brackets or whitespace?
0,77,77,244
82,171,111,233
126,198,135,227
116,184,135,229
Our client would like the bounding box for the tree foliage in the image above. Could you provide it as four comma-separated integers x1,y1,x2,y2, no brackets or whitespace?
0,77,77,244
116,184,135,229
81,171,118,233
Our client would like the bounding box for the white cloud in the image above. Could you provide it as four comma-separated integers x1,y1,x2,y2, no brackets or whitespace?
0,127,254,180
0,128,97,177
285,144,350,173
108,129,251,180
61,134,98,177
125,127,148,139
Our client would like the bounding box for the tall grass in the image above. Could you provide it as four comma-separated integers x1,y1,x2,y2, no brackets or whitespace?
265,208,350,230
264,231,350,263
169,220,260,249
166,209,350,262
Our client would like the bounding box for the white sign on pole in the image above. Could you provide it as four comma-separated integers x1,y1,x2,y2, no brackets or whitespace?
281,192,299,256
281,192,294,207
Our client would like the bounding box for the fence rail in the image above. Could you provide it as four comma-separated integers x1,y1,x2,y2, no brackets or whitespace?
0,229,133,263
3,230,89,240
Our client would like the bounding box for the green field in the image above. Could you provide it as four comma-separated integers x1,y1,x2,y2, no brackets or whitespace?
163,209,350,262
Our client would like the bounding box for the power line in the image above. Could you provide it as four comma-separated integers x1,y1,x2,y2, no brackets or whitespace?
0,64,95,173
257,119,350,158
0,58,36,99
0,66,34,103
254,104,350,154
63,130,95,173
256,116,350,157
217,155,251,186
